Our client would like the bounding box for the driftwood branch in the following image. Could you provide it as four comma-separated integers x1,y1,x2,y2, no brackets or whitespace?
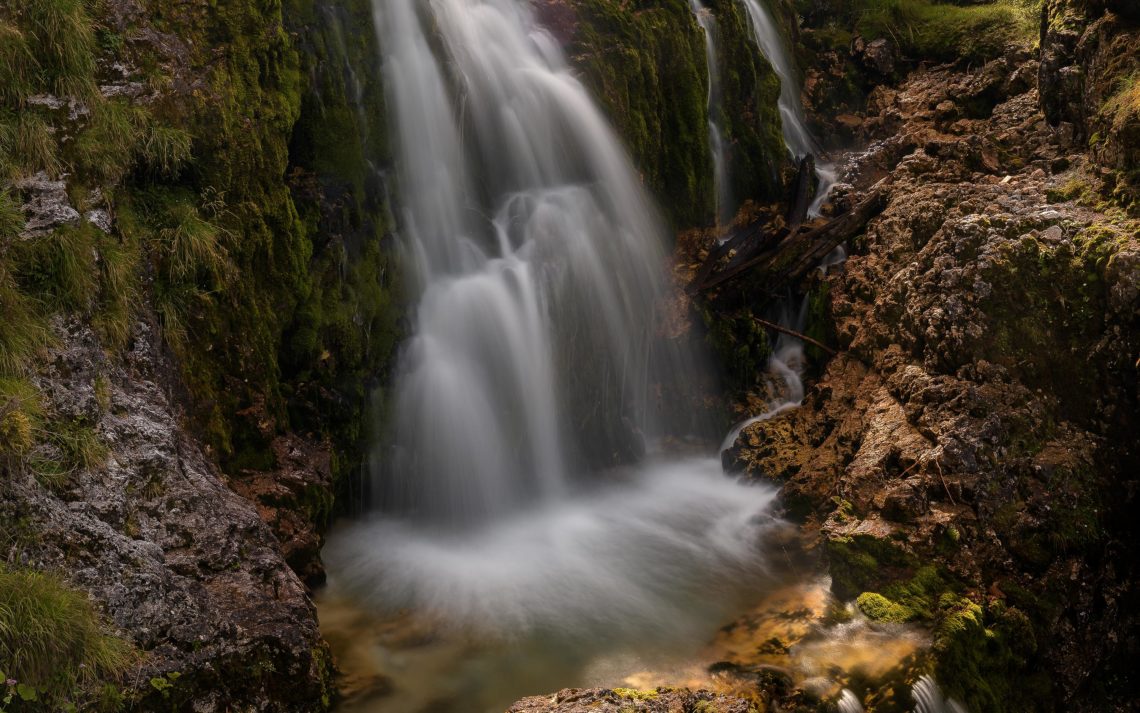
691,181,888,294
752,317,836,356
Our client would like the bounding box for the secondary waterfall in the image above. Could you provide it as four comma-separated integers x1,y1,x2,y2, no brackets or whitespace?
687,0,733,229
323,0,781,670
720,294,807,452
738,0,836,214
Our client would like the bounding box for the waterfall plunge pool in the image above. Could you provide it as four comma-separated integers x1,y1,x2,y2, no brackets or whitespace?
318,455,929,713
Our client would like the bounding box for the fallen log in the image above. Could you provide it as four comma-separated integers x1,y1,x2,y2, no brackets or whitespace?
695,182,888,293
686,212,780,294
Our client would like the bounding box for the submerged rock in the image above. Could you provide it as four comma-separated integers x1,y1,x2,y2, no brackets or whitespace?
507,687,757,713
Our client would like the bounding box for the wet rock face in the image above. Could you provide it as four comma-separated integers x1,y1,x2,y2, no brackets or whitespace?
1,319,333,710
728,57,1139,711
508,688,757,713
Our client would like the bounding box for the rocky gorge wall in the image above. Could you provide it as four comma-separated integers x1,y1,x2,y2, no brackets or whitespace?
0,0,789,709
716,1,1140,710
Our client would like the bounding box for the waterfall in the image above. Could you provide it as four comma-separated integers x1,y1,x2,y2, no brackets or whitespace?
738,0,836,215
322,0,780,650
371,0,690,525
687,0,734,229
838,689,865,713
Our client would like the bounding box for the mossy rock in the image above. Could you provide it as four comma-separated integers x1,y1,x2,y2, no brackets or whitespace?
567,0,786,228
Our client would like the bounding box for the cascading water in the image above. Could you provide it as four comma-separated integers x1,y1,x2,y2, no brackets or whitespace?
319,3,959,711
687,0,734,229
322,2,782,707
720,294,808,452
370,0,689,525
738,0,836,215
912,676,969,713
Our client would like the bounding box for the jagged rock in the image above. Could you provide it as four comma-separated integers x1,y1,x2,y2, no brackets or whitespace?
862,38,896,76
729,57,1140,710
15,172,81,238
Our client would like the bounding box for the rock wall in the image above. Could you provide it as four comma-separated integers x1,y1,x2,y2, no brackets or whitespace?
726,46,1140,713
549,0,789,228
1040,0,1140,201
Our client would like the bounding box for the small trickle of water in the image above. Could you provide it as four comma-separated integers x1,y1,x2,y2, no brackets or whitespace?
838,689,865,713
687,0,733,229
738,0,835,214
912,675,969,713
720,295,808,452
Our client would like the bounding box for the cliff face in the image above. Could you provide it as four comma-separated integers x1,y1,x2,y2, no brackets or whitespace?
0,0,788,709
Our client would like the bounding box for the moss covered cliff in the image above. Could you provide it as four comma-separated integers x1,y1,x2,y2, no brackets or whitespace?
553,0,788,228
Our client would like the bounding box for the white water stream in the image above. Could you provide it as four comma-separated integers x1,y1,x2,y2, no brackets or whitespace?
687,0,734,229
738,0,836,215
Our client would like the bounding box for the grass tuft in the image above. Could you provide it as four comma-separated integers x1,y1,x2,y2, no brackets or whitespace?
69,101,145,183
21,0,99,100
0,111,63,180
0,265,48,376
92,233,140,351
0,565,131,707
0,188,24,240
10,222,99,311
158,190,235,285
140,125,193,177
0,23,40,106
824,0,1043,64
1104,73,1140,132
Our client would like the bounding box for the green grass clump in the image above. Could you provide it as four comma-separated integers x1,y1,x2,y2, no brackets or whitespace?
837,0,1042,64
0,377,41,458
9,222,99,312
0,565,131,709
0,187,23,241
20,0,98,99
69,101,145,184
1104,73,1140,132
69,101,194,182
613,688,659,701
0,265,48,376
158,191,234,285
0,23,39,106
139,124,193,178
0,111,63,180
92,233,141,351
